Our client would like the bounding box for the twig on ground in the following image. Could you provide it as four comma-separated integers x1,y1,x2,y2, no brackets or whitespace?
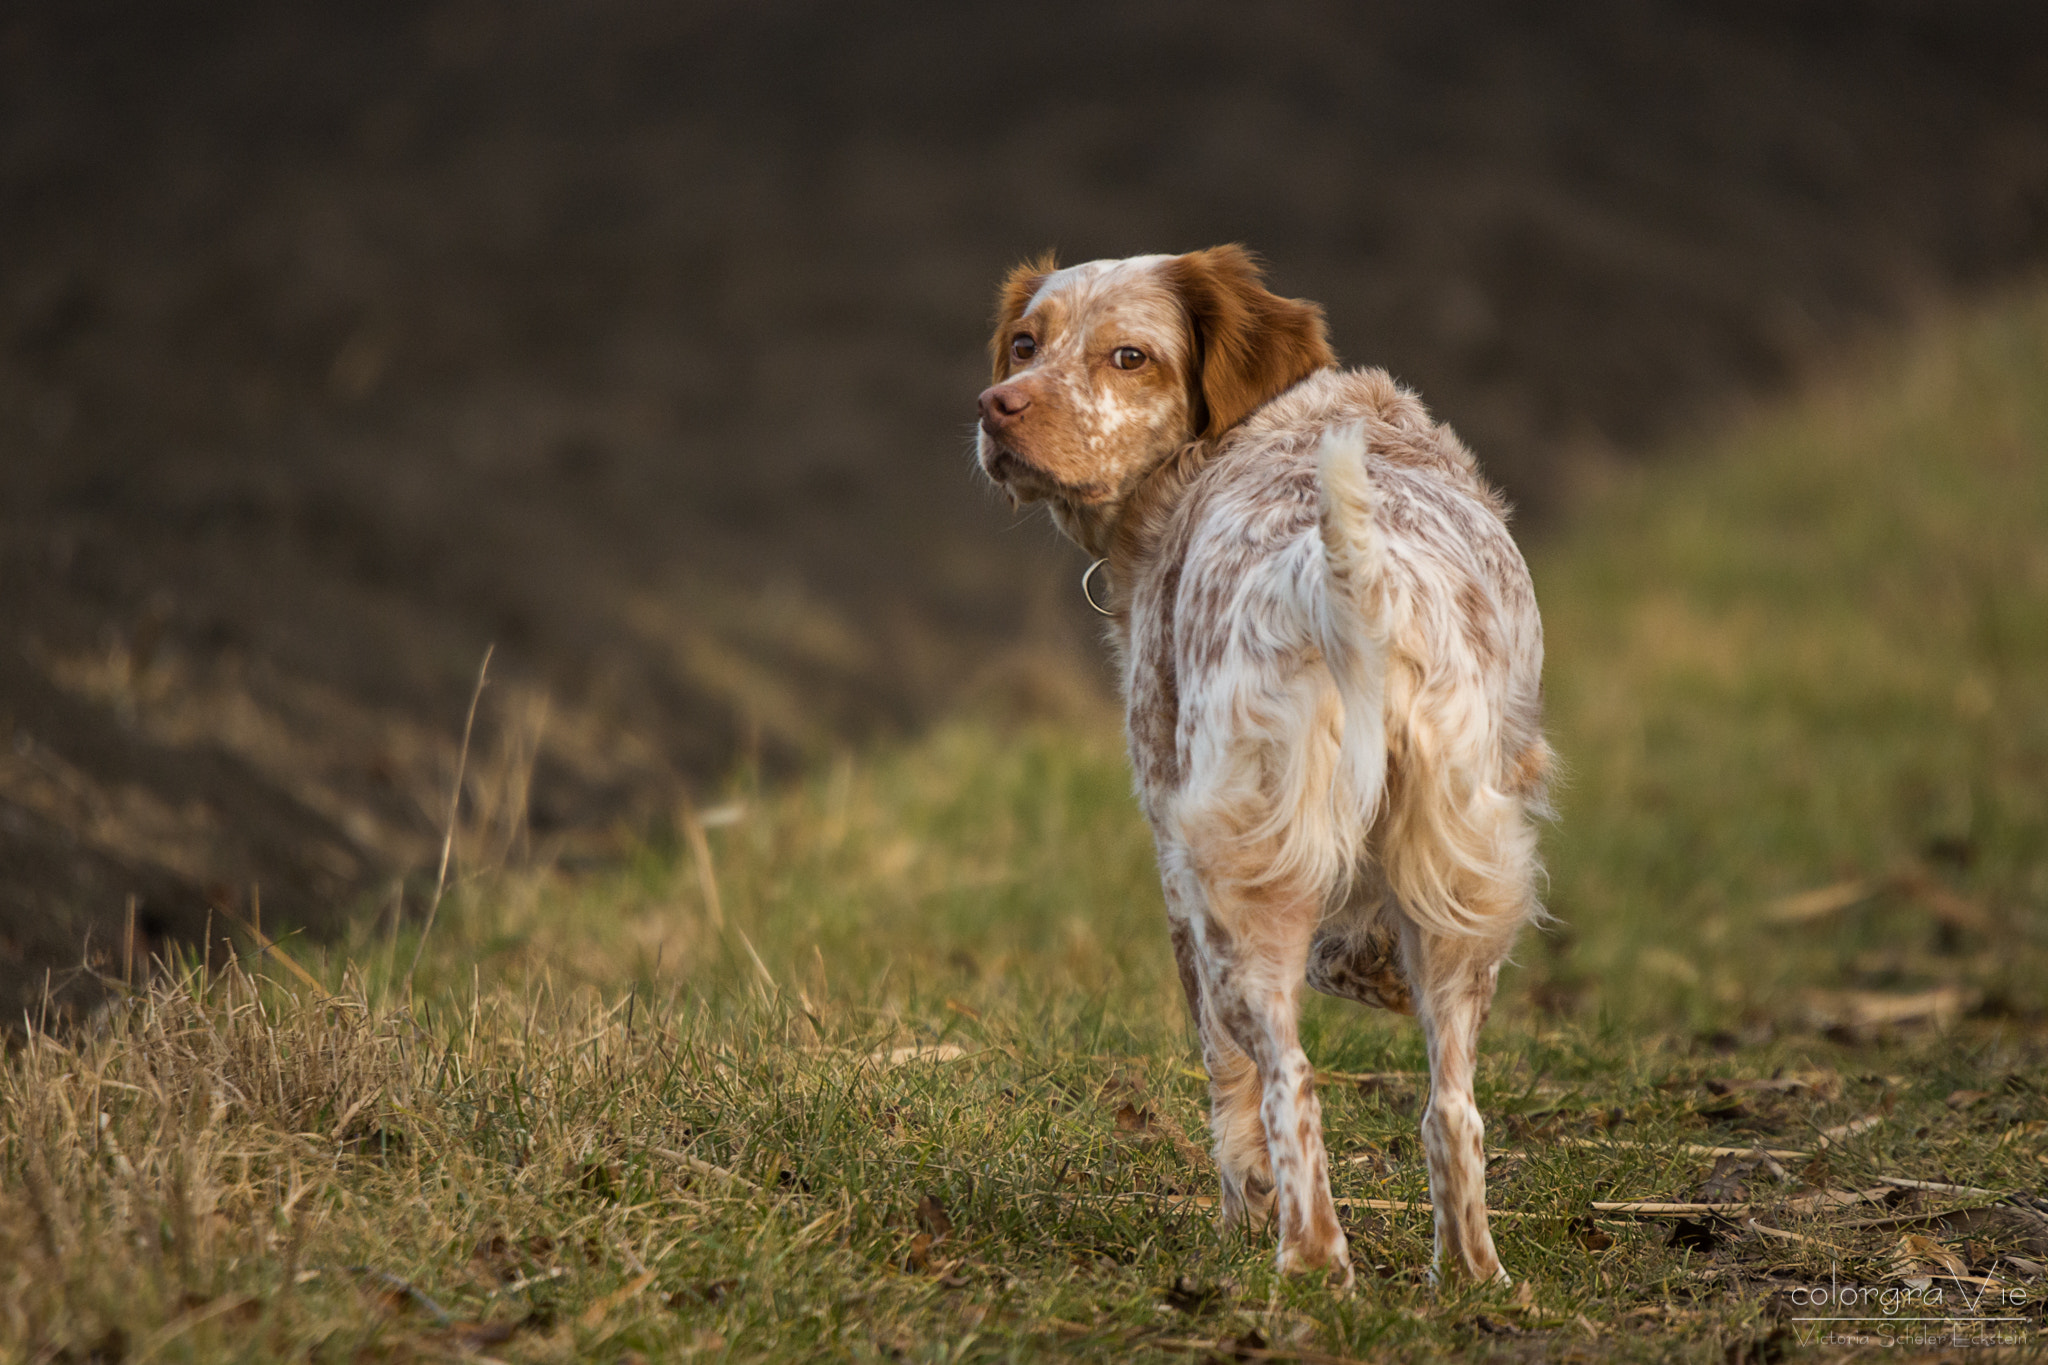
1155,1342,1376,1358
1149,1337,1375,1365
1076,1191,1536,1220
1837,1202,2012,1232
1590,1201,1751,1216
1555,1136,1814,1160
1745,1219,1848,1252
1878,1175,1997,1198
487,1266,568,1298
644,1145,761,1193
1590,1186,1891,1217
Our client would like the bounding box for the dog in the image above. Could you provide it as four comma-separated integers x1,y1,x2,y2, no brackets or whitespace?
974,247,1550,1288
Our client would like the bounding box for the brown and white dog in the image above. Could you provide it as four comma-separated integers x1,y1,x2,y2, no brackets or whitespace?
975,247,1550,1288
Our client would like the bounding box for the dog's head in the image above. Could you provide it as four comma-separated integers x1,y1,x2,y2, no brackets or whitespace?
975,246,1333,544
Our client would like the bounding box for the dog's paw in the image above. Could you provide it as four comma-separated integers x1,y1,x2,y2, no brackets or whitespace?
1217,1168,1277,1231
1275,1234,1352,1291
1424,1256,1511,1290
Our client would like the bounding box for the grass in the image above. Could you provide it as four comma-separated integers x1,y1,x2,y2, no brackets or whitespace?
6,288,2048,1362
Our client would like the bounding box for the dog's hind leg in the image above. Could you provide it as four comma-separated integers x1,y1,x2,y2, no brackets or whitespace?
1380,733,1544,1283
1401,920,1515,1284
1172,842,1352,1287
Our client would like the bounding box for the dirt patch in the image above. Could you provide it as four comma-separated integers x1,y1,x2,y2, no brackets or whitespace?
2,0,2046,1023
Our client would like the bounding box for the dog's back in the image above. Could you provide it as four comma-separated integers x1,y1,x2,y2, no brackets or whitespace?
1125,367,1548,939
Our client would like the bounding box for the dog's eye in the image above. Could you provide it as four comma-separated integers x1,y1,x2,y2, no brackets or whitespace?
1010,335,1037,363
1111,346,1147,371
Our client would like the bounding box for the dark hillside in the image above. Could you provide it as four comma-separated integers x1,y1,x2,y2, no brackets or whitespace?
2,0,2045,1021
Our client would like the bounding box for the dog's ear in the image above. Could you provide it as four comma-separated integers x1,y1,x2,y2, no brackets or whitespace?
1165,245,1334,438
989,251,1058,381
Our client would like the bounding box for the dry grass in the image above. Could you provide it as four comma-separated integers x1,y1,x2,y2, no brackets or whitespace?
5,288,2048,1361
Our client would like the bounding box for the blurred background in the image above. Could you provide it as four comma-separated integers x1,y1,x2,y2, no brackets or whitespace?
3,0,2046,1022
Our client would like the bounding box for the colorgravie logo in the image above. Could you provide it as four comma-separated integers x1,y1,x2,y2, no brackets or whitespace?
1786,1264,2034,1349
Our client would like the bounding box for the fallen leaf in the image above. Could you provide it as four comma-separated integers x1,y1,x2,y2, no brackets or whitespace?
1893,1232,1969,1280
1814,1114,1886,1148
1946,1089,1994,1110
916,1193,954,1242
1567,1216,1613,1251
579,1271,657,1327
1926,1205,2048,1257
1698,1154,1759,1203
1767,879,1879,923
1470,1312,1524,1336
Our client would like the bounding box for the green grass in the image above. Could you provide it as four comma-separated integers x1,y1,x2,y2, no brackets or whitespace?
6,290,2048,1362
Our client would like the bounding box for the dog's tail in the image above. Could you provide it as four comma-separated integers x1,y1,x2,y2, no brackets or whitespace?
1314,422,1390,848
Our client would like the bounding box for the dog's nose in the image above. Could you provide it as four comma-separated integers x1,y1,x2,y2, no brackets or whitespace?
978,384,1030,425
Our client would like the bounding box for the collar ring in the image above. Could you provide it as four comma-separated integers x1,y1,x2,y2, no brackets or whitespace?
1080,557,1114,616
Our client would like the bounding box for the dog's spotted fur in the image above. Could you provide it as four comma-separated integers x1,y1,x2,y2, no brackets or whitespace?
975,246,1550,1288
